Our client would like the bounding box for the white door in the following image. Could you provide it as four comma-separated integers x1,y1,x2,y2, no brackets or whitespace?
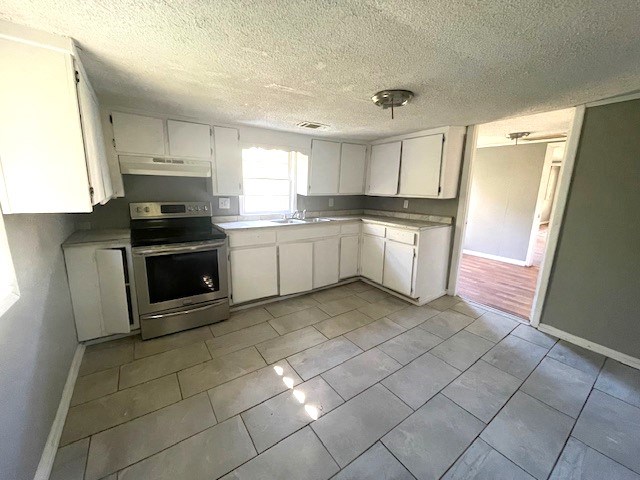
339,143,367,194
340,236,359,279
368,142,401,195
214,126,243,195
360,235,385,283
313,238,340,288
309,140,341,194
0,39,92,213
96,249,131,335
279,242,313,295
76,66,113,205
383,241,415,296
111,112,165,156
230,246,278,304
399,134,443,197
167,120,212,159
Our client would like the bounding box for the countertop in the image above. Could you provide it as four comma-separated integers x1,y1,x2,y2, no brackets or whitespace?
215,215,451,232
63,229,131,247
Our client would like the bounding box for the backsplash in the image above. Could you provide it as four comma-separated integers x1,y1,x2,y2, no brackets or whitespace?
364,196,459,218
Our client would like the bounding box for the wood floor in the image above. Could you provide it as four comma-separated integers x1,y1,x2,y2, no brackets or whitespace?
458,226,548,320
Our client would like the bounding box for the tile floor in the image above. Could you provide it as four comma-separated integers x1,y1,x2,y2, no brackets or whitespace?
50,281,640,480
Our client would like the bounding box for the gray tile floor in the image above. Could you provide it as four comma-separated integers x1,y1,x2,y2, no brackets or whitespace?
50,282,640,480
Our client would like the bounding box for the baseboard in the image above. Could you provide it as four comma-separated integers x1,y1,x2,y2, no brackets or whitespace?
538,323,640,370
33,343,85,480
463,249,528,267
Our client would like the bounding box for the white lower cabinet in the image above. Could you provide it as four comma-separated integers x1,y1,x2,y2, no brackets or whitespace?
340,236,360,279
383,241,415,296
279,242,313,295
64,243,136,341
230,246,278,304
313,238,340,288
361,235,385,284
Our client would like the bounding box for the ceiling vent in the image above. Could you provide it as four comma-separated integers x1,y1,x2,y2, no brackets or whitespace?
296,121,328,129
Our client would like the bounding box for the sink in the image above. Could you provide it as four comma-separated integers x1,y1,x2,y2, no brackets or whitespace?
303,218,331,223
270,218,306,224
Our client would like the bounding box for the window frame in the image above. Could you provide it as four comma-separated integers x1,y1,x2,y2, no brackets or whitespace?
0,212,19,317
239,145,298,216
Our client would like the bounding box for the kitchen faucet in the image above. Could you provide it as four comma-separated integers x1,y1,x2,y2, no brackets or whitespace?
290,209,306,220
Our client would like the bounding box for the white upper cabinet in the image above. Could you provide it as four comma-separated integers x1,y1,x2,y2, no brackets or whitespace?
308,140,341,194
0,32,114,214
339,143,367,194
367,142,401,195
112,112,165,156
167,120,212,159
212,126,243,195
399,134,443,197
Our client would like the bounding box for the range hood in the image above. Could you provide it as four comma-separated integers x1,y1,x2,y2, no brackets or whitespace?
119,155,211,178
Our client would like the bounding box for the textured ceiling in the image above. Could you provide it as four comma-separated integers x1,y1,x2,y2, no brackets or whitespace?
2,1,640,140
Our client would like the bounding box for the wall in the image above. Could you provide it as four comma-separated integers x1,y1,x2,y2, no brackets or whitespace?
297,195,365,212
464,143,547,262
0,214,77,480
364,196,458,218
540,99,640,358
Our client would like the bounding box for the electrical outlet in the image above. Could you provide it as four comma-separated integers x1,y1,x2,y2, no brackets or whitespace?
218,197,231,209
403,200,409,209
329,198,334,207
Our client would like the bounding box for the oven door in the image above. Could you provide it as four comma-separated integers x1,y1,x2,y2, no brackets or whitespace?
133,240,228,315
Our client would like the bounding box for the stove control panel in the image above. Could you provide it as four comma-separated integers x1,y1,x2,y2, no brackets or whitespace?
130,202,211,219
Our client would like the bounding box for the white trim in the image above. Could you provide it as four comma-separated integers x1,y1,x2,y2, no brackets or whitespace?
530,105,585,327
33,344,85,480
585,91,640,108
447,125,478,295
538,323,640,370
462,249,527,266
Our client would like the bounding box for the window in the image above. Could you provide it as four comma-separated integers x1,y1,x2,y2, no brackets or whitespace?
0,213,19,317
240,147,296,215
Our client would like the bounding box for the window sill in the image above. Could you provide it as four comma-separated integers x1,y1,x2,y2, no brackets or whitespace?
0,287,19,318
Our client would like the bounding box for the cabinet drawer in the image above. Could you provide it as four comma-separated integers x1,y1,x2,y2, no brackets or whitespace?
277,224,340,243
362,223,386,237
386,228,417,245
228,229,277,248
340,223,361,235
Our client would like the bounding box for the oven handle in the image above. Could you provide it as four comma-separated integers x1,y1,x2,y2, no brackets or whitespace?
141,300,227,320
133,240,226,256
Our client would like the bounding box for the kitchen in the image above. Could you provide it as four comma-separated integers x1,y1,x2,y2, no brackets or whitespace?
1,4,640,480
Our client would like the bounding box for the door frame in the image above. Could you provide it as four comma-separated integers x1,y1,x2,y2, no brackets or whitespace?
448,105,586,326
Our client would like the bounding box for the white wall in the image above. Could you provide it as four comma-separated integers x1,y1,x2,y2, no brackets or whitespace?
464,143,547,262
0,213,77,480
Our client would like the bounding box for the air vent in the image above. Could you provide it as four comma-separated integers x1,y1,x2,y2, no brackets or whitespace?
297,121,329,129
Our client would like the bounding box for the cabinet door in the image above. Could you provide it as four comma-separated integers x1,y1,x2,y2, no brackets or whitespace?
96,249,131,335
383,241,415,296
167,120,212,158
111,112,165,156
339,143,367,194
309,140,341,194
214,126,243,195
76,66,113,205
313,237,340,288
399,134,443,197
368,142,401,195
279,242,313,295
0,39,91,213
230,246,278,304
360,235,385,283
340,236,359,279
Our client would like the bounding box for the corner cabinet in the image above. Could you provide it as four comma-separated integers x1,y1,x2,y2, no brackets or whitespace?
367,126,466,199
0,34,116,213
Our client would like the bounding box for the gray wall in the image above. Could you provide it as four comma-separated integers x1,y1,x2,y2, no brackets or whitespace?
296,195,365,212
541,99,640,358
364,196,458,218
0,214,77,480
464,143,547,262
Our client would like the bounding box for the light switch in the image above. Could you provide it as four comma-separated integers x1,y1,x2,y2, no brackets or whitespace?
329,198,334,207
403,200,409,209
218,197,231,209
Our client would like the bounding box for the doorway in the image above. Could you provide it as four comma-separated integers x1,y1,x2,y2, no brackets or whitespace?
452,108,578,321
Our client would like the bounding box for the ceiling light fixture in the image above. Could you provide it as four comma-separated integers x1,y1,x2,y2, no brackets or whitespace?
506,131,531,145
372,89,414,119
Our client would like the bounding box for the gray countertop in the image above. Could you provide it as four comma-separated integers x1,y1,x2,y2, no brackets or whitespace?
63,229,131,247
